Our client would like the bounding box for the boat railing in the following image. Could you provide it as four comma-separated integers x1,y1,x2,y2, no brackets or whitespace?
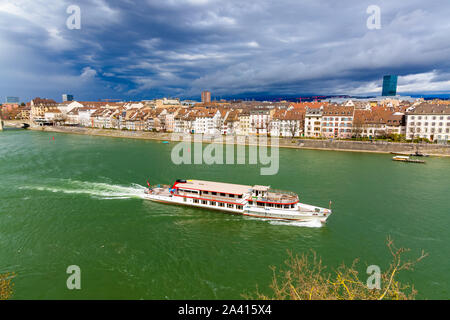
176,191,246,203
268,189,299,197
251,192,299,204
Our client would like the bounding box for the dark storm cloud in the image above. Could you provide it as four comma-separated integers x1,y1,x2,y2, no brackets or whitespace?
1,0,450,101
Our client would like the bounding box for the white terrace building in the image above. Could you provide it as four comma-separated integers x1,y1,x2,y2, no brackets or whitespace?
249,109,270,135
406,103,450,142
237,111,250,136
78,107,98,127
321,106,354,139
222,110,240,135
193,109,221,135
304,107,323,138
173,109,194,134
270,109,304,137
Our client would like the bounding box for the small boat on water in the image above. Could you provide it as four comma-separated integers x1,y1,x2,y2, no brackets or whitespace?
390,151,429,157
411,151,429,157
391,152,411,156
144,179,332,224
392,156,426,163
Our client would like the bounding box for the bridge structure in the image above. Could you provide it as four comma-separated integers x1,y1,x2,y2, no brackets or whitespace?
3,120,30,129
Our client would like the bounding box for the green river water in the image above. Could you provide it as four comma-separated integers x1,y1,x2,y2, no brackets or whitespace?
0,130,449,299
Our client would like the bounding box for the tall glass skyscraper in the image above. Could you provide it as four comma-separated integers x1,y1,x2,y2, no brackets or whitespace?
62,94,74,102
382,75,398,96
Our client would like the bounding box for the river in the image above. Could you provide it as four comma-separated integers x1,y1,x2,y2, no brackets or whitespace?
0,130,448,299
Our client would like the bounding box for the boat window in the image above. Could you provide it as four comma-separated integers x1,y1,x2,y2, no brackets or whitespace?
227,204,233,208
284,205,290,209
238,195,242,199
193,199,199,204
202,200,207,205
248,201,253,205
204,191,209,194
229,194,235,198
212,192,217,195
276,204,281,208
291,204,295,208
257,202,264,207
218,203,224,207
210,201,216,205
220,193,226,197
237,205,243,210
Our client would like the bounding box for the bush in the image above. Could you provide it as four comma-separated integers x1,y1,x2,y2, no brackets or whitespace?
246,237,427,300
0,272,15,300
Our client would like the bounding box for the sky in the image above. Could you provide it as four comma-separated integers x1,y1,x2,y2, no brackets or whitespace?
1,0,450,102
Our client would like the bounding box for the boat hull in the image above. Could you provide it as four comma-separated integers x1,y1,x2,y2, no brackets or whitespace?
144,193,331,223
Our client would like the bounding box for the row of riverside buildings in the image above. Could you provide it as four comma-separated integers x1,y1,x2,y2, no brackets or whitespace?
16,97,450,142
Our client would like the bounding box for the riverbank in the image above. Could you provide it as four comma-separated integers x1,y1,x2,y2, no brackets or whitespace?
28,125,450,157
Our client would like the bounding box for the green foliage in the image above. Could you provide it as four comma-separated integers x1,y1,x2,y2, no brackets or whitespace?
246,237,427,300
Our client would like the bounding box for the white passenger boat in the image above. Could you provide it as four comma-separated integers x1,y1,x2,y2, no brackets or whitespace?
144,179,332,224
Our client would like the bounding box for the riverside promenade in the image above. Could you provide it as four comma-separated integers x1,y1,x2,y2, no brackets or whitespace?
26,125,450,157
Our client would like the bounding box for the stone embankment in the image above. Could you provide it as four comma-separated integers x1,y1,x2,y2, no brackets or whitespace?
29,125,450,157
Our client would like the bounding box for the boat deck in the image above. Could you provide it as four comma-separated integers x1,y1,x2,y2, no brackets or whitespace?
176,190,246,203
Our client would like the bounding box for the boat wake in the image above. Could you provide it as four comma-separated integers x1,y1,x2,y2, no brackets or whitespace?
19,180,148,200
244,216,323,228
269,219,323,228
